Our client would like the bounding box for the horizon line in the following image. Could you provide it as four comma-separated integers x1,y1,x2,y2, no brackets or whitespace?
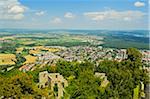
0,28,149,31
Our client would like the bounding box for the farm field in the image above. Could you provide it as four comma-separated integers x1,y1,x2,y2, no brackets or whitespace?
23,55,37,64
0,54,16,65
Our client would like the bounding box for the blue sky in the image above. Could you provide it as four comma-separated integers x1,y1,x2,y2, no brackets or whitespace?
0,0,149,30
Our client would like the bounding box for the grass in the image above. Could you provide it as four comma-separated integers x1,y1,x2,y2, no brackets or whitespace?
0,54,16,65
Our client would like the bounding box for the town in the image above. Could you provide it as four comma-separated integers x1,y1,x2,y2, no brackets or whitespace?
19,46,150,72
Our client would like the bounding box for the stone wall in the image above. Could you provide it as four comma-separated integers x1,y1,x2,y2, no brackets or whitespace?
38,71,68,99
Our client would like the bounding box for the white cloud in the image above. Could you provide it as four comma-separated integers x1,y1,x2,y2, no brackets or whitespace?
13,14,24,20
0,0,27,20
84,10,145,21
35,11,45,16
64,12,75,19
134,1,145,7
51,17,62,24
8,5,25,14
84,12,105,21
123,17,131,21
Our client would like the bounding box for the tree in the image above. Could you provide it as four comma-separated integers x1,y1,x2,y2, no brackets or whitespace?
56,60,79,78
15,53,26,67
126,48,142,62
95,48,148,99
66,69,100,99
0,73,33,98
0,72,50,98
126,48,148,85
96,60,134,99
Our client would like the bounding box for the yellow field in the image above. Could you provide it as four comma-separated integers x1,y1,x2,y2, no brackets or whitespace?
2,36,15,40
33,46,60,52
47,48,60,52
23,55,37,64
29,46,60,54
34,46,44,49
17,46,60,54
0,54,16,65
16,47,24,53
29,50,41,54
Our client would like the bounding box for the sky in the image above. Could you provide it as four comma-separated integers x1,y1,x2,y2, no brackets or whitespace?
0,0,149,30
